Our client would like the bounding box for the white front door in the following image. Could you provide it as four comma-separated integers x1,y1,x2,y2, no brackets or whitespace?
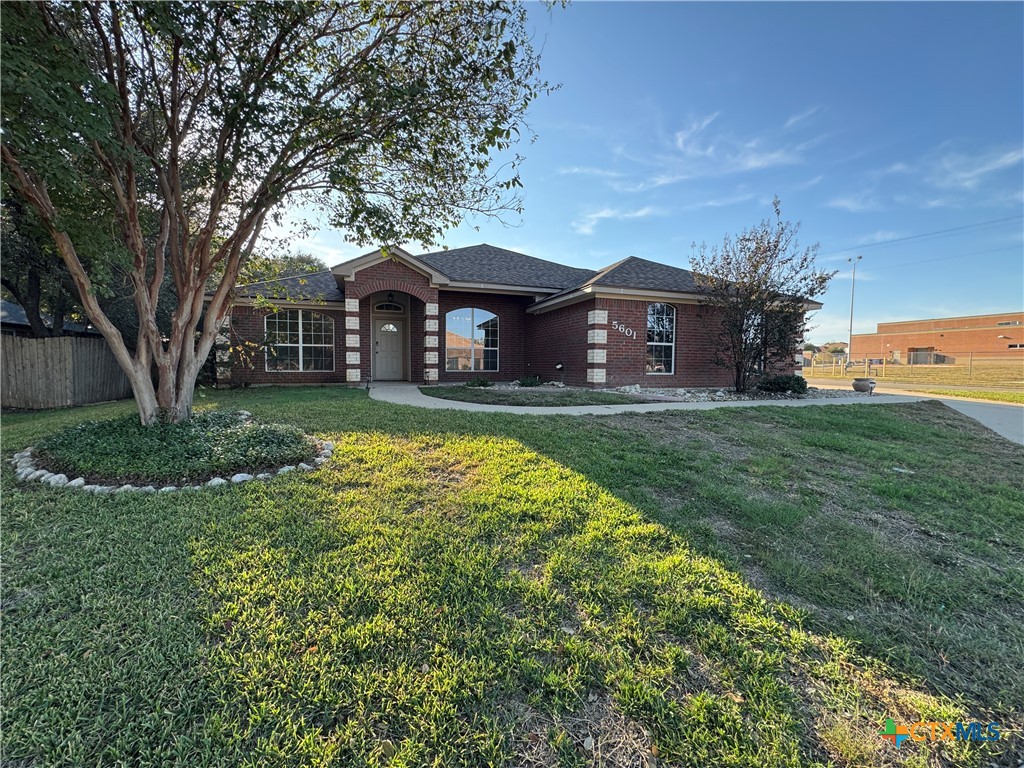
374,319,404,380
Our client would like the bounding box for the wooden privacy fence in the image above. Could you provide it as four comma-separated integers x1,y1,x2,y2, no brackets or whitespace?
1,335,132,409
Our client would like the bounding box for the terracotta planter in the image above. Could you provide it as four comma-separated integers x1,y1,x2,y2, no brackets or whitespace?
852,378,875,393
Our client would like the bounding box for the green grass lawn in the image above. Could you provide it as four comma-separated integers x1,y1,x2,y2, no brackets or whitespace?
420,385,645,406
3,387,1022,767
919,389,1024,405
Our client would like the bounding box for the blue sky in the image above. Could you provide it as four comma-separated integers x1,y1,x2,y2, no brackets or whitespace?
294,2,1023,346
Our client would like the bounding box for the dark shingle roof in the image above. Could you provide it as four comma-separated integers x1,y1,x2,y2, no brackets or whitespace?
590,256,702,293
417,244,596,290
0,300,92,333
231,271,344,302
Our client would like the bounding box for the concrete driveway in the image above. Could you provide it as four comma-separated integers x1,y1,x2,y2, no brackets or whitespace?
932,399,1023,444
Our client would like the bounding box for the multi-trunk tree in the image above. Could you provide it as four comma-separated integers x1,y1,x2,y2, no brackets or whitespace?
690,198,835,392
2,1,549,423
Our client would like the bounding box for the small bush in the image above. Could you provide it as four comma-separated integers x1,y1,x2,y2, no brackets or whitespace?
517,375,542,387
35,410,316,484
465,376,493,388
756,374,808,394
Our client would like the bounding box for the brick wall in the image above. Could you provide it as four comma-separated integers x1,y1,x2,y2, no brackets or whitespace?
852,321,1024,360
438,291,532,382
594,299,735,388
524,299,593,386
223,304,346,386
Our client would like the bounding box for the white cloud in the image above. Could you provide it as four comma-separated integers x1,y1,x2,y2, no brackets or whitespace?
684,192,755,209
557,166,624,178
796,175,824,189
929,147,1024,190
674,112,720,156
826,192,880,213
571,206,662,235
784,106,821,130
855,231,903,245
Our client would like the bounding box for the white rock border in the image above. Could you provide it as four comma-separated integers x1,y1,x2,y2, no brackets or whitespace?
8,440,334,495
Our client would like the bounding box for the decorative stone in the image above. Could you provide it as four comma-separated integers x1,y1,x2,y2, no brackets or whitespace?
16,468,34,481
277,465,295,474
13,450,32,460
321,441,334,452
37,472,54,483
47,474,69,487
139,485,157,493
66,477,86,488
314,457,327,466
116,484,135,493
256,473,271,480
82,485,101,493
297,463,313,472
16,458,34,470
159,486,177,493
237,410,252,418
27,470,48,481
94,486,115,494
207,477,228,488
231,473,254,483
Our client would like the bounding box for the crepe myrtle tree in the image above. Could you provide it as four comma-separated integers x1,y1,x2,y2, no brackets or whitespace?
690,198,835,393
2,1,551,424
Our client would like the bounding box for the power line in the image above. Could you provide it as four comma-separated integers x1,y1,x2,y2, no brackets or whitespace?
820,214,1023,258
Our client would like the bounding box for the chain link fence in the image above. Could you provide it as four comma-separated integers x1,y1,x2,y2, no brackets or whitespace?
803,352,1024,388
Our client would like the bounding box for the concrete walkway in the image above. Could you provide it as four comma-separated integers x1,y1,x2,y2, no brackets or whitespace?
368,383,1024,445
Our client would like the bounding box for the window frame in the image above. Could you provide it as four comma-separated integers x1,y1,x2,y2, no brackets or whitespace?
645,302,676,376
445,307,499,373
264,309,335,373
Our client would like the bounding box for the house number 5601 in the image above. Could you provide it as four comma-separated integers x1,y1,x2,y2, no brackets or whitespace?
611,320,636,339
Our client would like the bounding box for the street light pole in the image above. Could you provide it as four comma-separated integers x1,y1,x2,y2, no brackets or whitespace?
847,255,862,370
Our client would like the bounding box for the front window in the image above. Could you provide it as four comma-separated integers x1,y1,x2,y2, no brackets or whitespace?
646,303,675,374
445,308,498,371
265,310,334,372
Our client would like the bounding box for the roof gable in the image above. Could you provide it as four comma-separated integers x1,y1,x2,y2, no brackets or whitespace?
230,271,345,303
417,244,596,290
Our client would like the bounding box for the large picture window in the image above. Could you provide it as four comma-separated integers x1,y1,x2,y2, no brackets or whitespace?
646,303,675,374
445,308,498,371
265,310,334,372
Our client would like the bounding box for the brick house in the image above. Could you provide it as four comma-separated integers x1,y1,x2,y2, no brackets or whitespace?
218,244,821,388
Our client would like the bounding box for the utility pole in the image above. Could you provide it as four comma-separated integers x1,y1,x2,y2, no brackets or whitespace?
847,255,862,370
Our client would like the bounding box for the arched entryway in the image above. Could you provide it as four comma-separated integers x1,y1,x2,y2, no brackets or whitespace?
370,291,409,381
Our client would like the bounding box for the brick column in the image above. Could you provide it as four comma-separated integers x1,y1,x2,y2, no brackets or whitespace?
423,300,439,381
344,298,361,383
586,309,608,385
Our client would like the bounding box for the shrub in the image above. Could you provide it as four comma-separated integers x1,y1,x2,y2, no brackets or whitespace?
465,376,493,388
756,374,808,394
34,410,316,484
517,375,541,387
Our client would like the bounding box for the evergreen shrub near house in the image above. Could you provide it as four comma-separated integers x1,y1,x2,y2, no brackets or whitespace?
756,374,809,395
465,376,493,388
516,376,541,387
34,410,316,484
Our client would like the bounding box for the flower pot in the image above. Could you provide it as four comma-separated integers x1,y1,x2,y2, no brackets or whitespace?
852,378,875,393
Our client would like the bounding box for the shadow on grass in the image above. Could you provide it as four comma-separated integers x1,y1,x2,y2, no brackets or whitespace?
2,387,1020,766
190,423,1007,766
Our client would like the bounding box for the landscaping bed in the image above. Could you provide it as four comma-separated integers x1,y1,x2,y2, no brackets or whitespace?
3,387,1020,766
31,409,317,485
420,384,647,406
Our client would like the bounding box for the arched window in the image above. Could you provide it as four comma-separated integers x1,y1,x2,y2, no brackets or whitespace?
646,303,675,374
375,302,404,313
265,310,334,372
445,308,498,372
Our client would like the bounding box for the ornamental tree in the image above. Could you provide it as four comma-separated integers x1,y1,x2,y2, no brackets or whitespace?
690,198,835,393
2,1,550,423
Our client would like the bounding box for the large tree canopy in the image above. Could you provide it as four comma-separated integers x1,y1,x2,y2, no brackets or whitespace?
2,1,549,423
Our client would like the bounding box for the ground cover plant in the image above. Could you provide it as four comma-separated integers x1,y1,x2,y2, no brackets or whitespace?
32,409,315,484
420,386,645,407
2,387,1021,767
